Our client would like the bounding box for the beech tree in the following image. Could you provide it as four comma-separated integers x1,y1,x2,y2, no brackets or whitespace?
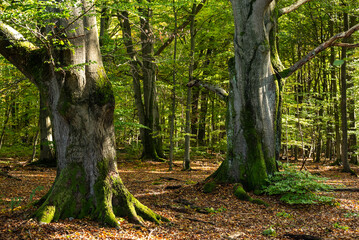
190,0,359,190
0,1,164,226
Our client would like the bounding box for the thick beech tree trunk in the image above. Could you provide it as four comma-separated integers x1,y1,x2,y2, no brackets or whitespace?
0,1,163,227
211,0,278,190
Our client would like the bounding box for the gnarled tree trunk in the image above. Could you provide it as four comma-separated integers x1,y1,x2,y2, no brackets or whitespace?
0,1,164,227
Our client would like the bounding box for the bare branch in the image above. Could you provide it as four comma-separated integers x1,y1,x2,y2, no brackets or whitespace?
332,42,359,48
154,0,207,56
279,0,313,17
282,23,359,78
187,79,228,101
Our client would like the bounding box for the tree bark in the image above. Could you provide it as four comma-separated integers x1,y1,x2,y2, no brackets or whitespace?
340,12,352,173
211,1,278,190
37,91,56,166
0,1,164,226
139,6,165,160
329,20,342,164
198,90,208,146
169,1,177,171
184,4,197,170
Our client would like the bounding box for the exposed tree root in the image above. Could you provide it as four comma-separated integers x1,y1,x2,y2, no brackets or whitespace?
34,164,168,228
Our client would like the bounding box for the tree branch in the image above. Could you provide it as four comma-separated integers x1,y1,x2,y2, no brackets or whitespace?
187,79,228,101
0,22,44,81
279,0,313,17
332,42,359,48
281,23,359,78
154,0,207,56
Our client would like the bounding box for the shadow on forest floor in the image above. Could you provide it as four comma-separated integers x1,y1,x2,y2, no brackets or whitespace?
0,155,358,239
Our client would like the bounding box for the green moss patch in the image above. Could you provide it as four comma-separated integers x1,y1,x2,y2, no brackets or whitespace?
233,184,252,201
203,182,216,193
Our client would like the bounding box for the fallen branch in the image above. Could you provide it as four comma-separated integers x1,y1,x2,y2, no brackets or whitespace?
331,188,359,192
284,233,321,240
0,171,21,181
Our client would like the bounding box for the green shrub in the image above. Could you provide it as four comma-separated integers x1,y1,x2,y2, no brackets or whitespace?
263,165,334,204
262,226,276,236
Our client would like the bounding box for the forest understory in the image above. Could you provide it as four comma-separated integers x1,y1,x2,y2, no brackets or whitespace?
0,155,358,240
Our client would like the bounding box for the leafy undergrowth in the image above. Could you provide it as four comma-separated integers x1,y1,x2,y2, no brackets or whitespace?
0,156,358,239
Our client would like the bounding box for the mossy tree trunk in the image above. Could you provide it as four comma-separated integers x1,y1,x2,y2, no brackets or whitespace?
0,1,164,227
211,0,278,191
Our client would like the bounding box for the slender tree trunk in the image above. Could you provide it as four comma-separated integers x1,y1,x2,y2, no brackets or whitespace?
139,6,164,160
340,12,351,173
119,11,146,153
191,86,200,141
36,91,56,166
347,16,357,164
184,4,196,170
169,0,177,171
99,6,110,46
198,90,208,146
30,127,39,163
0,103,11,150
328,20,342,164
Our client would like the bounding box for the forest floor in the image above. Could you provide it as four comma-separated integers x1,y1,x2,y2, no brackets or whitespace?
0,154,358,240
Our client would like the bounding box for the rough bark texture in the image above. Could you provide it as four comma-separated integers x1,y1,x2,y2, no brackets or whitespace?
211,0,278,190
0,1,164,227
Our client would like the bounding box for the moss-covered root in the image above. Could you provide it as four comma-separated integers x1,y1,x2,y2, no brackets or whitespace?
233,184,252,201
35,164,168,228
233,184,269,207
111,176,169,226
203,181,216,193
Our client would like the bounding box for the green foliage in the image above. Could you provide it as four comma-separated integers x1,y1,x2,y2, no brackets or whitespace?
344,211,359,218
10,197,22,211
276,210,293,218
29,186,44,203
264,165,334,204
185,180,197,185
203,182,216,193
262,226,276,237
204,206,226,214
333,222,349,231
